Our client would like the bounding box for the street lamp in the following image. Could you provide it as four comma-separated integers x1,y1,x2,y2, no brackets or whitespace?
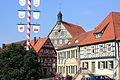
18,0,40,50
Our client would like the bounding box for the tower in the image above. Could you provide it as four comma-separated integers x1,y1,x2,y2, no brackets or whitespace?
57,11,63,25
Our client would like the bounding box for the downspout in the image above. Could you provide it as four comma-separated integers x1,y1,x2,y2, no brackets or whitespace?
116,41,120,80
77,46,80,70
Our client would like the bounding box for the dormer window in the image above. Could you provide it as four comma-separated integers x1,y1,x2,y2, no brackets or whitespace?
95,32,102,38
75,40,79,43
94,23,109,39
68,42,71,45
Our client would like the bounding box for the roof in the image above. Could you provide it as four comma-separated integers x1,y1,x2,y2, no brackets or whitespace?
30,37,49,53
48,21,86,38
62,21,86,37
58,12,120,49
4,40,26,48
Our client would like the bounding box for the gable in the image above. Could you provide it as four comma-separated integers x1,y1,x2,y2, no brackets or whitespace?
48,23,72,38
39,39,57,55
30,37,48,53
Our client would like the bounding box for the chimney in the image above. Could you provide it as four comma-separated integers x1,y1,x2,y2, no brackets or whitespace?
34,37,37,45
57,11,63,25
2,43,6,49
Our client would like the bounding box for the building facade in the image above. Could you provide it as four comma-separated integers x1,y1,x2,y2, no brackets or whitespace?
2,37,57,77
48,11,85,49
56,12,120,80
31,37,57,76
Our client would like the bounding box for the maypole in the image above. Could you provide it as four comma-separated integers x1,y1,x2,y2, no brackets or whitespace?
18,0,40,50
26,0,31,50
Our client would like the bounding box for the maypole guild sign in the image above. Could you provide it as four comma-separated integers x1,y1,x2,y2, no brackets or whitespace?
18,10,26,19
18,24,24,32
19,0,26,6
33,25,40,33
33,0,40,7
33,11,40,20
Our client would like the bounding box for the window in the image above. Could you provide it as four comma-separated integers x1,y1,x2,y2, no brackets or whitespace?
69,66,71,73
68,42,71,45
57,40,60,44
67,51,70,58
61,31,64,35
91,46,95,53
95,32,102,38
64,52,66,58
83,62,89,69
71,66,75,73
57,25,61,28
54,32,58,36
62,39,65,44
108,61,113,70
103,44,107,52
99,45,103,52
75,40,79,43
71,50,75,58
98,61,105,69
107,44,111,51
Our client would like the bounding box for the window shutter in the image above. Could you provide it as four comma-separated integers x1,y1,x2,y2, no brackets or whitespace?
87,62,89,69
111,61,113,69
82,62,84,68
106,61,108,69
98,62,100,69
103,62,105,69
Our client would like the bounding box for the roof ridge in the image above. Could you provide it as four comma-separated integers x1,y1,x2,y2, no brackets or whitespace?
94,12,112,33
111,13,117,40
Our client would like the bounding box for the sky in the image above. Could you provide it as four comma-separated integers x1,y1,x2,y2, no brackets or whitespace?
0,0,120,47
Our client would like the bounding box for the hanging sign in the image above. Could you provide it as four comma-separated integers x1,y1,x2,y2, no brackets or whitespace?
33,0,40,7
33,11,40,20
18,24,24,32
19,0,26,6
33,25,40,33
18,10,26,19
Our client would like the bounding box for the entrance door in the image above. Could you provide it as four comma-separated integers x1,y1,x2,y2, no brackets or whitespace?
91,62,95,73
43,68,47,75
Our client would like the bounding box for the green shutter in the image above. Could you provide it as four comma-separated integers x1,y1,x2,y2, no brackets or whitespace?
87,62,89,69
98,62,100,69
82,62,84,68
103,62,105,69
111,61,113,69
106,61,108,69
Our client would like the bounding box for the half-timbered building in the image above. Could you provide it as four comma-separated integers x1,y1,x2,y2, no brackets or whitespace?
48,11,85,49
57,12,120,80
31,37,57,76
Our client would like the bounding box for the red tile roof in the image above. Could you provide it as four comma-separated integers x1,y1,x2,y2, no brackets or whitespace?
48,21,86,38
30,37,48,53
62,21,86,37
4,40,26,48
79,12,120,46
58,12,120,49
